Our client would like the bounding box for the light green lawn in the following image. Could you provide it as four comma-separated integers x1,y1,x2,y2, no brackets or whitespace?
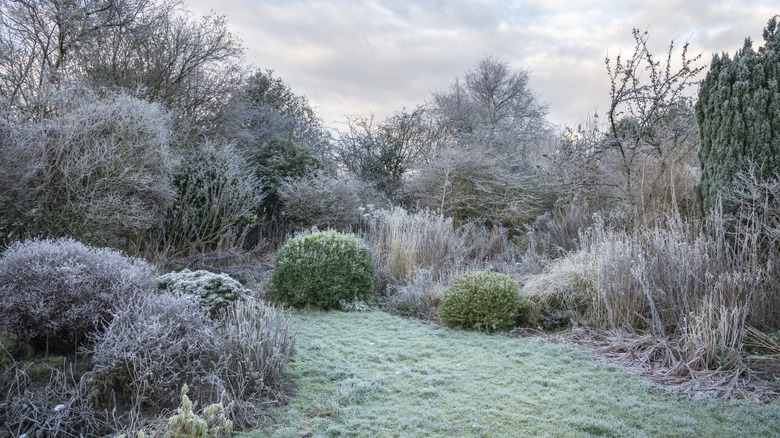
249,310,780,438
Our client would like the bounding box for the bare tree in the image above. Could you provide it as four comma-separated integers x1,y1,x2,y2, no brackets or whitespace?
602,29,705,219
545,29,705,222
0,0,149,117
0,0,244,135
431,55,549,158
337,106,441,200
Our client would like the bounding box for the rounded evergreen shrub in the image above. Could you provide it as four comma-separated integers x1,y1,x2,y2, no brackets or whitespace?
156,269,251,319
0,237,155,353
272,230,375,309
440,271,526,331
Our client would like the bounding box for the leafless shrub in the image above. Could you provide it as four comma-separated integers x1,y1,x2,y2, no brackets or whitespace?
2,363,112,438
0,237,155,353
409,145,549,230
458,222,510,263
218,300,296,428
724,166,780,329
89,293,226,412
161,141,263,260
0,89,175,248
361,207,464,284
278,172,372,230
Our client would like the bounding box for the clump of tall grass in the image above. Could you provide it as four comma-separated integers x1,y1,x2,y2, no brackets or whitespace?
362,207,464,284
522,206,776,375
521,252,598,328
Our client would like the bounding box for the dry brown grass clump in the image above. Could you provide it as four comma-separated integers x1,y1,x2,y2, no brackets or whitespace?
362,207,464,283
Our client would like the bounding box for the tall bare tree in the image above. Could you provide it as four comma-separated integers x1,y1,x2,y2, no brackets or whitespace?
0,0,244,135
337,106,441,200
431,55,549,159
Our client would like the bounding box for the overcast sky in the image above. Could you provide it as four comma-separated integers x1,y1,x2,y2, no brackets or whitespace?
186,0,777,131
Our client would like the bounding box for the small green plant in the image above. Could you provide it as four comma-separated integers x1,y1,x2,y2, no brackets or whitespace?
163,384,233,438
272,230,375,309
156,269,251,318
440,271,526,331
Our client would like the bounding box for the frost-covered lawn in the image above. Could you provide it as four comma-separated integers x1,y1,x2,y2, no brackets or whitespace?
255,311,780,437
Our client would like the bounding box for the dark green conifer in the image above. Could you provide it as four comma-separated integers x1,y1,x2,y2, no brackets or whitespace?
696,16,780,211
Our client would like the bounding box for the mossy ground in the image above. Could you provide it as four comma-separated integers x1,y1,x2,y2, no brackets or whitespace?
252,310,780,437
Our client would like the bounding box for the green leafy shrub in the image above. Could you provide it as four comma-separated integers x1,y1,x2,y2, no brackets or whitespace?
272,231,375,309
156,270,251,318
440,271,526,331
0,237,155,353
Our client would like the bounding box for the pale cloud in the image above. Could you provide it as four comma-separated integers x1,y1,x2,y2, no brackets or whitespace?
185,0,779,130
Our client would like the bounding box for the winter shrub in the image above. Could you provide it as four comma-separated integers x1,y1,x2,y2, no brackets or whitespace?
89,293,224,409
362,207,464,283
165,141,263,256
409,146,549,230
0,237,155,353
384,271,445,320
0,90,175,248
1,364,113,438
250,138,324,217
277,172,374,230
272,230,375,309
521,252,598,329
156,270,251,318
440,271,526,331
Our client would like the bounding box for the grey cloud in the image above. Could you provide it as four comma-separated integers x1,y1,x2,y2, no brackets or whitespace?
186,0,780,128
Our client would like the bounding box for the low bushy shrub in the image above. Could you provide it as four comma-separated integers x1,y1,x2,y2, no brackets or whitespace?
440,271,526,331
0,238,155,353
272,230,375,309
156,270,251,318
89,293,224,409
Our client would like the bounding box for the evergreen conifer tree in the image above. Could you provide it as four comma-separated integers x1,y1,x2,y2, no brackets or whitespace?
696,16,780,211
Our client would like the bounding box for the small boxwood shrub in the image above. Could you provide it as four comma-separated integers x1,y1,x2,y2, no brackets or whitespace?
156,269,251,318
440,271,526,331
272,230,375,309
0,237,155,353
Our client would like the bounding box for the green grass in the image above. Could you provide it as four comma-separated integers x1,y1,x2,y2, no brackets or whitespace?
250,310,780,438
